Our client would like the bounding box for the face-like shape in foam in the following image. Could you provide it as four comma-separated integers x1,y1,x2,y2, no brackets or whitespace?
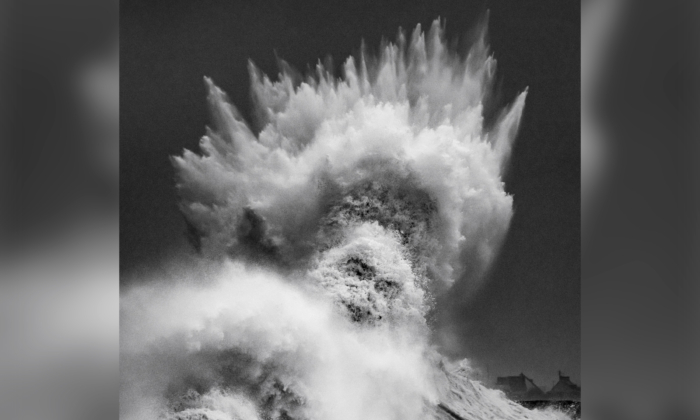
310,166,438,326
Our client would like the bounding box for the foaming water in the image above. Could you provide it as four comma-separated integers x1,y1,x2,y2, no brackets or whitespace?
121,262,436,420
121,19,571,420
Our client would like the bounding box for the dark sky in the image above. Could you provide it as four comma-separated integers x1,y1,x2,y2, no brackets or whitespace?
121,0,579,388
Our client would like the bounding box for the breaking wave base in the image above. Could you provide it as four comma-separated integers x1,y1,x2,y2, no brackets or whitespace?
120,19,572,420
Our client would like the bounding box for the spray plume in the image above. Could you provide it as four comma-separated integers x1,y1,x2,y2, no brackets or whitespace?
121,19,569,420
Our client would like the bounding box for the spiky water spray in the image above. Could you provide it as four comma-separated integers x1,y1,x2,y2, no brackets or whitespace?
121,19,571,420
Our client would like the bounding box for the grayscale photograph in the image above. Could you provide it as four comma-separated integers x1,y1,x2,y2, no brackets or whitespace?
5,1,700,420
120,1,580,419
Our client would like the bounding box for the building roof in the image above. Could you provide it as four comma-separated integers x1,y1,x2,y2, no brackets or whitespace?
495,371,580,402
546,371,580,401
495,373,546,401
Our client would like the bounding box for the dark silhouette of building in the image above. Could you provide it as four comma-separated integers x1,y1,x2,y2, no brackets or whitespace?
495,371,580,402
494,373,546,401
496,371,581,418
546,371,580,401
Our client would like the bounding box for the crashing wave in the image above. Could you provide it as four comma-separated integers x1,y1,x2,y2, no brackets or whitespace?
121,18,571,420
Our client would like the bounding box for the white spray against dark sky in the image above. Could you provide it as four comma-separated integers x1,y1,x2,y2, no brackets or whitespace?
121,19,570,420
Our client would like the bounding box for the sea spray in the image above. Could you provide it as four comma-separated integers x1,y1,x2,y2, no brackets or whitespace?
171,19,525,296
121,18,571,420
121,261,438,420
